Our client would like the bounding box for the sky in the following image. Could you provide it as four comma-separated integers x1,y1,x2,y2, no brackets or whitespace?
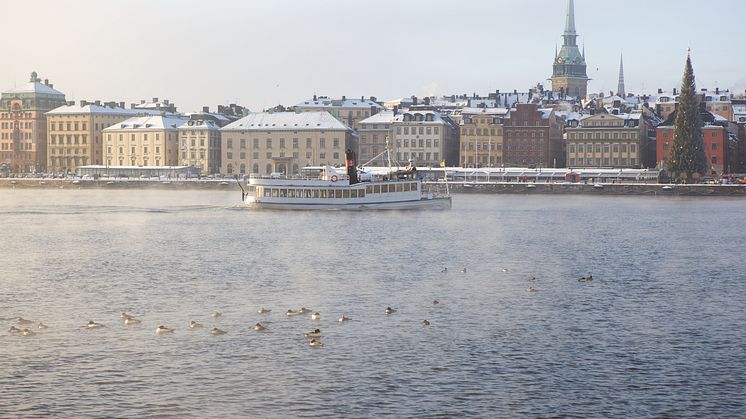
3,0,745,113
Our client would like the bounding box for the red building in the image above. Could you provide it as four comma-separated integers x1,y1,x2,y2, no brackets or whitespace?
503,104,564,168
656,108,728,174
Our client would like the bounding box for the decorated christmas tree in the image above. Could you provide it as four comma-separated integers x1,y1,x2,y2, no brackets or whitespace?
666,53,708,183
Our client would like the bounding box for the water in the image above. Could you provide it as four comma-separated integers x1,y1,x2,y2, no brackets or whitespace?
1,189,745,417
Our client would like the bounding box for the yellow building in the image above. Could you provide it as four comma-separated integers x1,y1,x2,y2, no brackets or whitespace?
102,115,187,167
47,101,136,174
392,108,459,167
0,72,66,173
357,111,395,165
565,112,653,168
219,111,354,176
177,119,221,174
294,95,383,130
459,108,508,167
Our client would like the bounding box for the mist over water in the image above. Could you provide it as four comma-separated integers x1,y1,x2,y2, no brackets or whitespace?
1,190,745,417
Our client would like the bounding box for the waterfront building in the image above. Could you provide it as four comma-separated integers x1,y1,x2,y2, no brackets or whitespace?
550,0,590,100
46,101,136,174
459,107,508,167
656,108,729,174
294,95,383,130
655,88,733,121
357,110,395,165
503,104,564,168
219,111,355,176
565,111,654,168
0,72,67,173
102,115,187,167
391,107,459,167
177,119,221,174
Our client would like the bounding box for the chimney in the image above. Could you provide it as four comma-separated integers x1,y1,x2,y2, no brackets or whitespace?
412,96,418,105
164,99,170,105
67,101,74,106
80,100,88,107
94,100,101,106
49,84,53,88
140,100,145,104
44,79,49,86
361,95,364,101
119,102,125,109
313,94,317,101
131,103,137,109
370,96,376,101
715,87,720,94
514,89,518,95
673,88,677,96
657,88,663,94
393,105,398,116
342,95,346,101
202,106,209,113
152,97,158,103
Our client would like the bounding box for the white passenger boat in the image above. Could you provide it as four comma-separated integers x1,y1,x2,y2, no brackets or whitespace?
239,149,451,210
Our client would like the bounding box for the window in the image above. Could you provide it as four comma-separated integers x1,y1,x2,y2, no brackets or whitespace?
306,138,312,148
293,138,298,148
253,138,259,149
280,138,285,148
711,156,718,164
319,138,325,148
333,139,339,148
266,138,272,148
711,142,717,150
227,139,233,149
240,138,246,149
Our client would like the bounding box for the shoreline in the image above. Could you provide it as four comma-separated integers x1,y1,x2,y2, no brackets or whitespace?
1,178,745,196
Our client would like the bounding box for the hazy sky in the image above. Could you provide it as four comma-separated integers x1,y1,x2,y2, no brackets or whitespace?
4,0,745,112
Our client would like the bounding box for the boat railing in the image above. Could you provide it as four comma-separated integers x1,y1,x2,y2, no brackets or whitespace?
249,173,349,182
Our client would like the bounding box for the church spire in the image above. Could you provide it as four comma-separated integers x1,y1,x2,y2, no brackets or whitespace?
562,0,578,47
617,52,626,97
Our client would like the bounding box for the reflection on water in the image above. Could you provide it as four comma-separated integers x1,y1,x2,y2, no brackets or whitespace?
1,190,745,417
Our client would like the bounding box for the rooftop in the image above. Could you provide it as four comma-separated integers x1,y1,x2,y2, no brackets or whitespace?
295,96,383,109
102,115,188,132
221,111,351,131
47,103,138,116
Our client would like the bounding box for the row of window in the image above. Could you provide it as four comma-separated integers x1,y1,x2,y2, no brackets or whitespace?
463,142,500,151
568,157,638,166
50,149,87,155
226,151,340,160
662,141,718,151
395,139,440,148
107,146,161,155
50,134,88,145
569,132,638,140
1,132,36,139
107,133,174,142
1,121,35,129
461,128,503,136
396,152,439,162
395,126,440,135
226,137,341,150
258,182,416,199
569,143,638,154
0,143,34,150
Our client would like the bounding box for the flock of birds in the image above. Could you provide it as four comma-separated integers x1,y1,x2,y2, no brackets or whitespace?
7,267,593,344
5,305,435,348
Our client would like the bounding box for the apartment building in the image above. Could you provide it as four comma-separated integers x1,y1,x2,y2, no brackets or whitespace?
565,111,654,168
294,95,383,130
459,107,508,167
102,115,187,167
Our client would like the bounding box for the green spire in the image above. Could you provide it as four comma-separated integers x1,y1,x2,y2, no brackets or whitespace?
666,53,708,182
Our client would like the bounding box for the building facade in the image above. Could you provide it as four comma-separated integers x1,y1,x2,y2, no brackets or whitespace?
177,119,221,174
46,101,136,174
294,95,383,130
550,0,589,99
656,109,729,174
391,108,459,167
0,72,66,173
102,115,187,167
219,111,355,176
459,108,508,167
503,104,564,168
565,111,653,168
357,110,394,165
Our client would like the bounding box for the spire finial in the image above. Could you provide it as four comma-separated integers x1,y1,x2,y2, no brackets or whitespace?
564,0,576,35
617,51,626,97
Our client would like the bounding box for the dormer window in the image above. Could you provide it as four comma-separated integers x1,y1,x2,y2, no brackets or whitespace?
720,96,728,101
705,96,713,102
659,97,669,103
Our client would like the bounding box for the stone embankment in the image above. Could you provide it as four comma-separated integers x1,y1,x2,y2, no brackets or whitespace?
1,178,745,196
436,182,746,196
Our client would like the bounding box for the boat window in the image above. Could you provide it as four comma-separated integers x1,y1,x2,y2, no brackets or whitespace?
359,189,365,198
374,185,381,194
396,184,403,192
288,189,295,198
343,190,350,199
382,184,389,193
279,189,287,197
351,190,357,199
320,189,327,198
335,190,342,199
366,185,373,194
271,188,278,198
312,189,319,198
329,189,335,199
305,189,312,198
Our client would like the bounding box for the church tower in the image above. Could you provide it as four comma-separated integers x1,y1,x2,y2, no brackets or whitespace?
550,0,589,99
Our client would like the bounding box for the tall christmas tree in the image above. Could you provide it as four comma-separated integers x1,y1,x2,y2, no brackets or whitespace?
666,53,707,182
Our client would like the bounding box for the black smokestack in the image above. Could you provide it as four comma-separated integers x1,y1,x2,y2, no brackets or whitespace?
346,149,358,185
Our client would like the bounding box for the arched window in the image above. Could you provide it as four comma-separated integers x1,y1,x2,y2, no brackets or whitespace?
265,163,272,174
292,164,299,175
227,164,233,174
239,164,246,174
252,163,259,174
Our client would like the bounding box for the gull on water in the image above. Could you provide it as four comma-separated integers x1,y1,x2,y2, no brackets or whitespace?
155,325,175,334
189,321,204,329
85,321,104,328
338,315,351,322
311,312,321,320
124,318,141,325
16,318,34,325
421,319,430,326
21,328,36,337
211,328,227,335
308,338,324,348
385,307,397,314
38,322,49,329
304,329,321,339
254,323,266,331
578,274,594,282
212,311,222,319
257,308,271,314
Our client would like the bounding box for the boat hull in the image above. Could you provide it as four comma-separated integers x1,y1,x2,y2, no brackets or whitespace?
243,196,451,210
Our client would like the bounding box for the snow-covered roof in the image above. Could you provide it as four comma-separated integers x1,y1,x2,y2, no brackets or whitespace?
295,97,383,110
5,80,64,96
47,103,137,116
102,115,188,132
178,119,220,130
395,109,447,124
358,110,396,125
460,107,509,116
221,111,350,131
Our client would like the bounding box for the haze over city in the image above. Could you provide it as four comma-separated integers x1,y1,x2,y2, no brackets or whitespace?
4,0,745,112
